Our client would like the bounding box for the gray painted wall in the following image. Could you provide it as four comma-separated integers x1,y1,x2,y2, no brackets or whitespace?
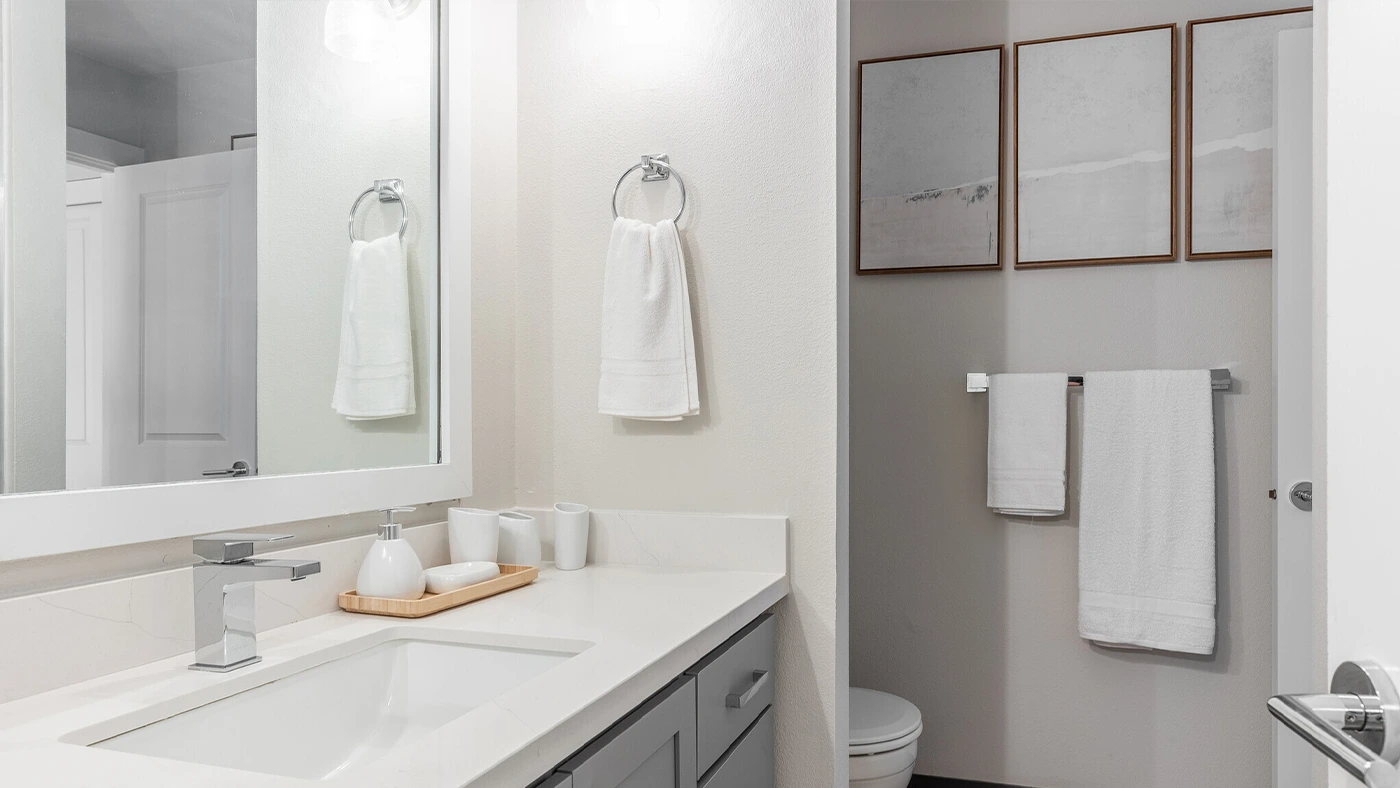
850,2,1295,787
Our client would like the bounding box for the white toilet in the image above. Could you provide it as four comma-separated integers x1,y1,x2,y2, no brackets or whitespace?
849,687,923,788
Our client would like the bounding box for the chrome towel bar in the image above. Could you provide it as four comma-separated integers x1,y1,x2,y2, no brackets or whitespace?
965,368,1232,393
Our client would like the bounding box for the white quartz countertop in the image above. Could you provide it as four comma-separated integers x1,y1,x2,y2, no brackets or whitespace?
0,563,788,787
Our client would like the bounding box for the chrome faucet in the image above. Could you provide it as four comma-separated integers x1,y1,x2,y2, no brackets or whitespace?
190,533,321,673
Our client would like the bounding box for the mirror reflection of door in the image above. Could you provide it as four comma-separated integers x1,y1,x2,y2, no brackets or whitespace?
63,0,258,488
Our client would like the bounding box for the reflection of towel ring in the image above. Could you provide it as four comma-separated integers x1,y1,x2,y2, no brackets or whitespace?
348,178,408,242
612,154,686,223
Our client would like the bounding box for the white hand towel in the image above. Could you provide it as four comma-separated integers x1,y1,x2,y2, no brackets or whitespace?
987,372,1069,516
331,233,416,420
1078,369,1216,655
598,217,699,421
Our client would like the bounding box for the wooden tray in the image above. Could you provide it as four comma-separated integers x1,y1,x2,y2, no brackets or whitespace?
338,563,538,618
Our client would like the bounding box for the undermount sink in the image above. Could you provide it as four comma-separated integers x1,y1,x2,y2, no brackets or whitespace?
69,628,589,780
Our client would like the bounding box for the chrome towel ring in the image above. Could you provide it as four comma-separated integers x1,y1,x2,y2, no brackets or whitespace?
348,178,408,243
612,154,686,223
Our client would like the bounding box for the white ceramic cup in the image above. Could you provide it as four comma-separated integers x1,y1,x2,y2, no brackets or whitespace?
553,503,590,571
498,511,542,568
448,507,499,563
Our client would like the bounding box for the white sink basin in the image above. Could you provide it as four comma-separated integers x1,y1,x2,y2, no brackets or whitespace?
68,628,588,780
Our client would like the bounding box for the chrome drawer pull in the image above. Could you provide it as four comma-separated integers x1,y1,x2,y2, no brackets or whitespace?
726,670,770,709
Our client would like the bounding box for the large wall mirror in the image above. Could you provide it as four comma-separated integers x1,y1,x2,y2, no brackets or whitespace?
0,0,469,560
7,0,439,494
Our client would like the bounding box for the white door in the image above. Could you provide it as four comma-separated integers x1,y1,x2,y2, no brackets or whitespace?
104,150,256,485
1274,25,1317,788
65,180,105,490
1270,2,1400,787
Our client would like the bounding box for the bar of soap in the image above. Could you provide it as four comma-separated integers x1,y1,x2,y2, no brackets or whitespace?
424,561,500,594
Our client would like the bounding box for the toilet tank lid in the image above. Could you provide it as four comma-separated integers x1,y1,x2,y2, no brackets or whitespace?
849,688,923,746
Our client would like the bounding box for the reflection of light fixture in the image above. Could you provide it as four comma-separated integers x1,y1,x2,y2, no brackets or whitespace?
586,0,659,27
323,0,420,62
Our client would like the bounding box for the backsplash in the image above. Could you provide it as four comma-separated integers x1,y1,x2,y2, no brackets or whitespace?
0,510,786,705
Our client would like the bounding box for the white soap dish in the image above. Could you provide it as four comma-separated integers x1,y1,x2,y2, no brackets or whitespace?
424,561,501,594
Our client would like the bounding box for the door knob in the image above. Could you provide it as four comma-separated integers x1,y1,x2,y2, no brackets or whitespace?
1290,481,1314,511
202,460,251,478
1269,661,1400,788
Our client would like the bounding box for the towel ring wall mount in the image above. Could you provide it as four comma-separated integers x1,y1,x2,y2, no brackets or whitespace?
612,154,686,223
348,178,408,242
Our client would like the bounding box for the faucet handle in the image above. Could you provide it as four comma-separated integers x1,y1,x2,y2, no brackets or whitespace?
194,533,294,564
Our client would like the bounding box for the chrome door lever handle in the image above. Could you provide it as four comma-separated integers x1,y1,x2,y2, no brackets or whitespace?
202,460,251,478
1270,661,1400,788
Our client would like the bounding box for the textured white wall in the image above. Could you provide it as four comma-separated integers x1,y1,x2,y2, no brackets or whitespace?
513,0,842,784
851,2,1291,787
8,0,68,493
66,52,145,150
141,58,255,161
255,0,437,476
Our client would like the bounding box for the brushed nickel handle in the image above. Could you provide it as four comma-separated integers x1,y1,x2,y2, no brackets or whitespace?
726,670,770,709
202,460,250,478
1269,660,1400,788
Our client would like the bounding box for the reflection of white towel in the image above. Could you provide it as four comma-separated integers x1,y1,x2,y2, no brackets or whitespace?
987,372,1069,516
1078,370,1216,655
598,217,699,421
332,234,415,420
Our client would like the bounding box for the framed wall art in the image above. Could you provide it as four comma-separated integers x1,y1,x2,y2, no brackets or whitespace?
1187,7,1313,260
1015,24,1178,268
857,45,1005,274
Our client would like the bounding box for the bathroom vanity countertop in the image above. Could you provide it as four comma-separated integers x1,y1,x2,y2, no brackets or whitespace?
0,564,788,787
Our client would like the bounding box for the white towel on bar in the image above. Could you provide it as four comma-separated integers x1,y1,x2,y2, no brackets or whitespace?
598,217,699,421
1078,369,1217,655
987,372,1069,516
332,233,416,420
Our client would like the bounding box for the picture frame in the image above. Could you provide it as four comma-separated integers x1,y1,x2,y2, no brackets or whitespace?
1014,24,1178,269
1186,7,1313,260
856,45,1005,275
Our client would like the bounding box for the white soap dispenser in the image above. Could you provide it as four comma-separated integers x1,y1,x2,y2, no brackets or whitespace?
356,507,426,600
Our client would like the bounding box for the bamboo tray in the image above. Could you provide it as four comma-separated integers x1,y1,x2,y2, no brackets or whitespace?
338,563,538,618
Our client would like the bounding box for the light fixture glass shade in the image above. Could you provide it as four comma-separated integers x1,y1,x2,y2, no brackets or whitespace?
324,0,397,62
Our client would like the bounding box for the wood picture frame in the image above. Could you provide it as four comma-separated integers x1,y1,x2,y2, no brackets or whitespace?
1186,7,1313,260
1014,24,1179,269
856,45,1006,275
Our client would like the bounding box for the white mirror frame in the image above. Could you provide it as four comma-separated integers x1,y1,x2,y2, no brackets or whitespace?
0,2,471,562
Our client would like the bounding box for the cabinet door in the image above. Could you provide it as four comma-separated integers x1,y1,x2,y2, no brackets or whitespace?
560,676,697,788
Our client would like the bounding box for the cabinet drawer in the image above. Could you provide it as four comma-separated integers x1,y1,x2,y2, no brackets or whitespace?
560,675,698,788
698,707,774,788
533,774,572,788
685,614,775,777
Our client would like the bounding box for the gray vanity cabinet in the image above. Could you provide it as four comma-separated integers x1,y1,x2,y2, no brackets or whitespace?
557,676,698,788
538,613,775,788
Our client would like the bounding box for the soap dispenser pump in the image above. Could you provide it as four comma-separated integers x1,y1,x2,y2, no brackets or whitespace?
356,507,426,600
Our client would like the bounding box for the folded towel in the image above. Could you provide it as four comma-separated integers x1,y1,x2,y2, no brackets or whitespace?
598,217,699,421
1078,369,1217,655
987,372,1069,516
332,233,416,420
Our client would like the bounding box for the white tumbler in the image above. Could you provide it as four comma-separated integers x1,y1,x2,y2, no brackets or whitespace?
498,511,542,567
448,507,499,563
553,503,590,571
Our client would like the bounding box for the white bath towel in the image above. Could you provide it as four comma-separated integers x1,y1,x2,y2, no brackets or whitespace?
1078,369,1217,655
987,372,1069,516
332,233,416,420
598,217,699,421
